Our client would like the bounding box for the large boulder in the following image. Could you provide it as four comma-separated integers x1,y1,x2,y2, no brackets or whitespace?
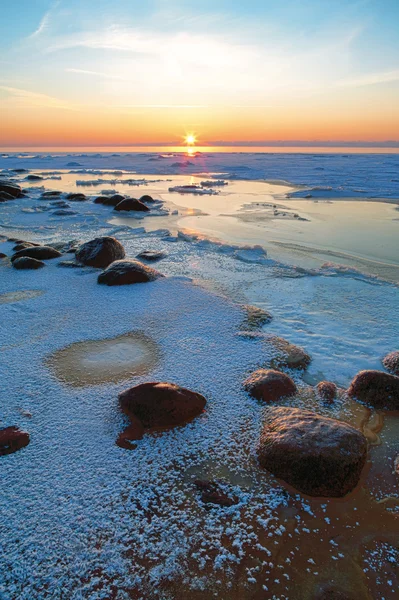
382,351,399,376
11,245,62,261
98,259,163,286
118,382,207,440
0,180,22,199
257,407,368,497
347,370,399,411
0,426,30,456
243,369,296,402
0,191,15,202
13,257,45,270
114,198,150,212
75,236,125,268
94,194,125,206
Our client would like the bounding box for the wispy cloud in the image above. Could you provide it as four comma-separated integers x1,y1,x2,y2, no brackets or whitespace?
336,69,399,88
65,68,128,81
29,1,60,39
0,85,76,110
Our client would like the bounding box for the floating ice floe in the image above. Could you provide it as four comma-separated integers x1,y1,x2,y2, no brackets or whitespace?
168,185,219,195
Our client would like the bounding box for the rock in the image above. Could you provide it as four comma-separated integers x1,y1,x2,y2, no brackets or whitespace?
75,236,125,268
316,381,337,403
65,192,87,201
13,242,40,251
382,350,399,376
51,240,80,253
0,180,22,199
269,336,311,370
13,257,46,270
0,252,7,259
52,209,77,216
98,259,163,286
194,480,239,507
136,250,167,262
25,174,43,181
0,191,15,202
50,201,70,208
114,198,150,212
41,191,63,198
11,246,62,262
94,194,125,206
348,370,399,411
240,304,273,330
257,407,368,497
0,426,30,455
243,369,297,402
119,382,206,434
140,194,156,203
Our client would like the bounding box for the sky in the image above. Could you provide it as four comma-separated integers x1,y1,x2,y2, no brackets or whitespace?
0,0,398,147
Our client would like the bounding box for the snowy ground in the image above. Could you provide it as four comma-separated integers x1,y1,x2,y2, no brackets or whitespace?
0,154,398,599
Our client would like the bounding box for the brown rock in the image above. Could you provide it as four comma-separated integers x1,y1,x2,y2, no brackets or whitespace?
11,246,62,261
0,180,22,199
347,370,399,411
243,369,297,402
98,259,163,286
114,198,150,212
75,236,125,268
240,304,273,330
316,381,337,403
13,257,46,270
0,426,30,456
382,350,399,376
13,242,40,252
257,407,368,497
268,336,311,370
119,381,206,430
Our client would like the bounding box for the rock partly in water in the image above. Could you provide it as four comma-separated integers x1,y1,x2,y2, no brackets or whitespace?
136,250,167,262
316,381,337,403
194,480,239,507
240,304,273,330
13,257,46,270
382,351,399,376
269,336,311,370
65,192,87,201
0,426,30,456
119,382,206,436
25,174,43,181
98,259,163,286
257,406,368,497
11,246,62,262
0,180,22,199
41,191,63,198
13,242,40,252
140,194,156,203
94,194,125,206
114,198,150,212
0,252,7,259
75,236,125,268
348,370,399,411
244,369,297,403
0,191,15,202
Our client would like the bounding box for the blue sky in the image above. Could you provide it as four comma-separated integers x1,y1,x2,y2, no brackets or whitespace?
1,0,398,145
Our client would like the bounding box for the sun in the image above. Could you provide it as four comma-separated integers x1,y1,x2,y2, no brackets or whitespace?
185,134,196,145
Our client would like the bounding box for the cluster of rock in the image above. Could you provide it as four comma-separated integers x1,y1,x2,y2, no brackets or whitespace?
0,180,23,202
94,193,156,212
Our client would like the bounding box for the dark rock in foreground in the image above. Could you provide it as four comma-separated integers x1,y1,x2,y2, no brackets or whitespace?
0,191,15,202
98,259,163,286
0,426,30,455
136,250,167,262
94,194,125,206
382,350,399,376
244,369,297,402
194,480,239,507
0,252,7,259
257,407,368,497
316,381,337,403
0,180,22,199
119,382,206,435
114,198,150,212
348,370,399,411
13,257,46,270
75,236,125,268
11,245,62,261
65,192,87,201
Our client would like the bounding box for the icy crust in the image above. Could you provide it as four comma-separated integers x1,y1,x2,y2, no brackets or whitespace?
1,151,399,198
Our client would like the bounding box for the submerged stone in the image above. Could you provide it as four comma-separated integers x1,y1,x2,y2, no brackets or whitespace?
243,369,297,403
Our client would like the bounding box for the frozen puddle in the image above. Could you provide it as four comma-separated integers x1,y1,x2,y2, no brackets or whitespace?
48,331,160,386
0,289,44,304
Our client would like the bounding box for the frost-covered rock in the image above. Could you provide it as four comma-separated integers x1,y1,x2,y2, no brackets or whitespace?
0,426,30,456
243,369,296,402
0,180,22,199
11,245,62,261
257,407,368,497
136,250,167,262
316,381,337,403
98,259,163,286
114,198,150,212
239,304,272,330
382,350,399,376
348,370,399,411
75,236,125,268
13,257,46,270
118,382,207,438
